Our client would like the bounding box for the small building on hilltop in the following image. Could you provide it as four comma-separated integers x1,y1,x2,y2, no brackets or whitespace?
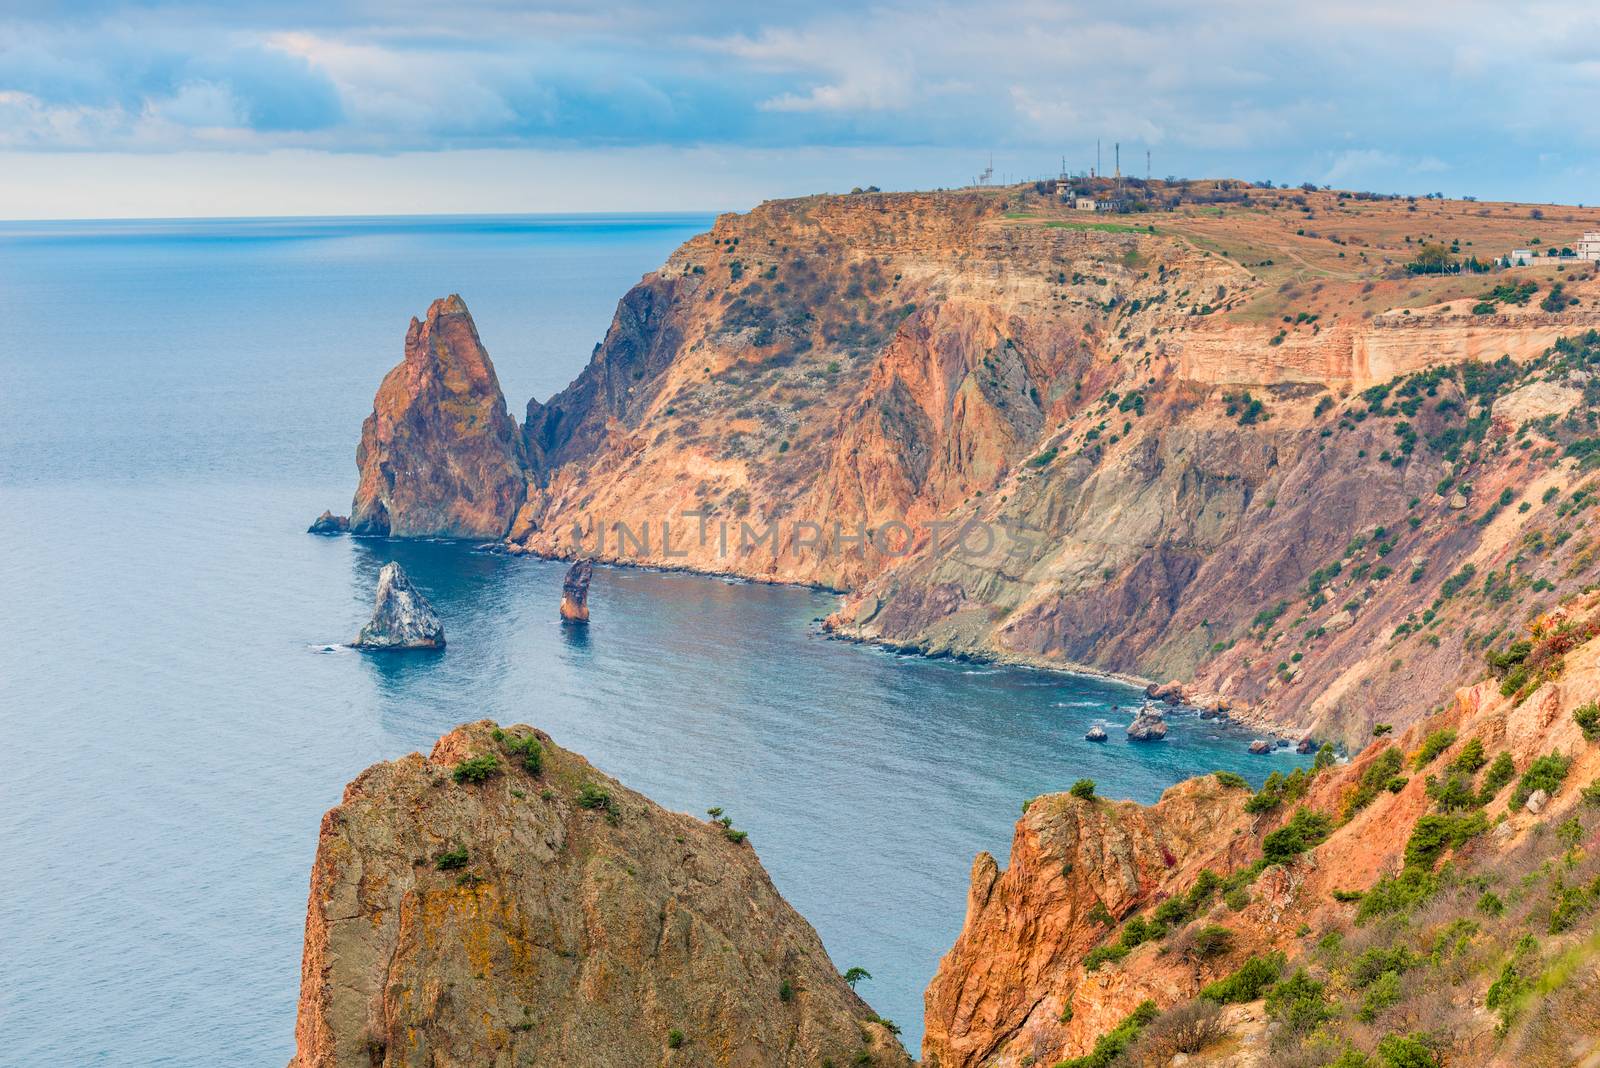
1075,195,1128,213
1580,231,1600,261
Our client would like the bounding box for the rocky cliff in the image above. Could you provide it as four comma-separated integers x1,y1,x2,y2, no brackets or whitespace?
922,592,1600,1067
338,185,1600,743
289,720,910,1068
349,295,528,538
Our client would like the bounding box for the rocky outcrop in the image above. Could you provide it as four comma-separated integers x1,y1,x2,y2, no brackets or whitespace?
353,562,444,650
559,559,592,623
923,776,1257,1067
307,511,349,535
288,720,910,1068
1085,725,1108,742
922,590,1600,1067
350,295,528,539
1126,705,1168,741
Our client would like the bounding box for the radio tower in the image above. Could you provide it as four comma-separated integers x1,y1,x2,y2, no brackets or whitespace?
977,153,993,186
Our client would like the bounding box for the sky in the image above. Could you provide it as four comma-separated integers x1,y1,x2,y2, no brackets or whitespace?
2,1,1598,218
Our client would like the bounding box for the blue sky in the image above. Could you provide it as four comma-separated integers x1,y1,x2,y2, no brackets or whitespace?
2,1,1598,217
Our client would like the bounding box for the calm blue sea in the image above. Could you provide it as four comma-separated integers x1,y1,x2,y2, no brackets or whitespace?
0,214,1304,1064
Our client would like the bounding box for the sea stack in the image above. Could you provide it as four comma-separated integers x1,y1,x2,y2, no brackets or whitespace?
559,559,593,623
1085,725,1108,742
353,562,445,650
349,295,529,539
1125,704,1168,741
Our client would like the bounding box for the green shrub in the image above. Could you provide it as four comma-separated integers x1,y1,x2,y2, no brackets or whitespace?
1201,952,1285,1003
1509,752,1571,811
1411,728,1457,770
1053,1000,1158,1068
1313,742,1337,771
1358,969,1402,1022
1575,701,1600,741
1451,737,1486,772
1344,747,1404,820
1477,890,1504,916
1224,887,1250,911
1070,778,1097,799
1376,1033,1438,1068
1349,945,1419,987
1245,771,1286,813
1357,868,1438,923
1189,924,1234,960
500,732,544,774
1082,943,1130,971
577,782,614,811
1263,807,1333,863
1478,751,1516,803
435,847,469,871
778,980,794,1002
667,1028,685,1049
1265,969,1331,1034
1404,811,1487,869
452,753,503,784
1213,770,1250,790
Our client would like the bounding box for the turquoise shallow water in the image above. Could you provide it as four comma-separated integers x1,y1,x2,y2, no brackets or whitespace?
0,215,1306,1064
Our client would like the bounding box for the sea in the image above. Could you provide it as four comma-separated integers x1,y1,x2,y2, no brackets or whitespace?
0,213,1306,1063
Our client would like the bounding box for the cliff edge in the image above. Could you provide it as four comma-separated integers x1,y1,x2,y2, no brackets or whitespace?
288,720,910,1068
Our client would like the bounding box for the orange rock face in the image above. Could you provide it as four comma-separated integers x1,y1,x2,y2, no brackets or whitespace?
923,777,1256,1067
922,592,1600,1067
350,295,527,538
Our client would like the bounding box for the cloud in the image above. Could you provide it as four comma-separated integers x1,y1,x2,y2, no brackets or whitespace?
0,0,1596,203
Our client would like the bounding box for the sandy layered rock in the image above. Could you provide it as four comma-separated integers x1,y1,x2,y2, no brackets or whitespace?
353,562,444,650
288,720,910,1068
350,295,527,539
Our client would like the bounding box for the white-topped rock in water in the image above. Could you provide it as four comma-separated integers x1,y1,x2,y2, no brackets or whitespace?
1126,703,1168,741
353,562,445,650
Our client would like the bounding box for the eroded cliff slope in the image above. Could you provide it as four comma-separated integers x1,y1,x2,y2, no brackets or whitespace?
337,184,1600,742
289,720,909,1068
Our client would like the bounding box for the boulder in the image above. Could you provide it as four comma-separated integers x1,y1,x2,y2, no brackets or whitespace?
559,559,593,623
353,562,445,650
1145,680,1185,705
1085,725,1108,742
1126,705,1168,741
1248,739,1273,754
307,510,349,535
1296,737,1315,755
1525,788,1549,814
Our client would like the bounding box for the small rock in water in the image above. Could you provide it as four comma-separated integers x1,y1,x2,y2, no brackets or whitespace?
1085,725,1108,742
307,510,350,535
354,562,445,650
1145,680,1185,705
1296,737,1315,754
560,559,593,624
1248,738,1272,754
1126,704,1168,741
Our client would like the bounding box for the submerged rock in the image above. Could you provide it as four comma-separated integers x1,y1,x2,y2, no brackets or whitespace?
350,295,528,539
1126,704,1168,741
1248,738,1273,754
287,720,910,1068
353,562,445,650
559,559,593,623
306,511,349,535
1085,724,1108,742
